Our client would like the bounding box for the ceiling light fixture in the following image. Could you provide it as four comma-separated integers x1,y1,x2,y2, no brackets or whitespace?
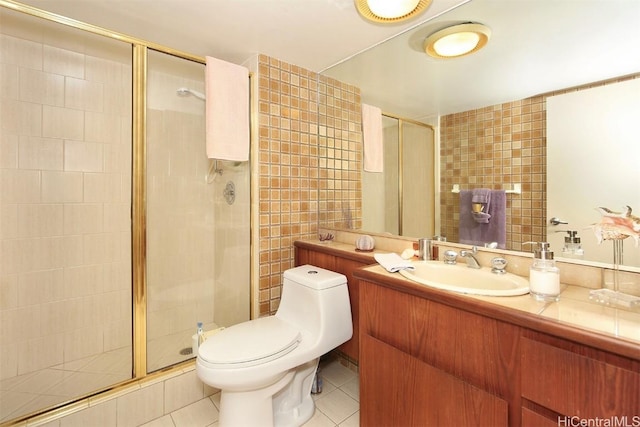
355,0,432,23
424,23,491,59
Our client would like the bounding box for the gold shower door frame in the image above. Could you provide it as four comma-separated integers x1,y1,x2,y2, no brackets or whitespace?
382,112,435,236
0,0,229,423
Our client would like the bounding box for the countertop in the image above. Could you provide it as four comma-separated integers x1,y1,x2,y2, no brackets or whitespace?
295,239,640,361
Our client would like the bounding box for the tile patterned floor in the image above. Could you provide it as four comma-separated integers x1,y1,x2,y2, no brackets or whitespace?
0,347,132,423
0,329,200,422
140,359,360,427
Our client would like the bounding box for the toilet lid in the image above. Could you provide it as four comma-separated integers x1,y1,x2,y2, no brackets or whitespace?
198,316,301,368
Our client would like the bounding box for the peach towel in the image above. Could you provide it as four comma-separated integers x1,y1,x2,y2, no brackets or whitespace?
362,103,383,172
205,56,249,161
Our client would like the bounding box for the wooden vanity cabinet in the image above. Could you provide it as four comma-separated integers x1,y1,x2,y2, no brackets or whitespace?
294,246,336,271
360,280,516,426
357,273,640,426
521,332,640,424
294,243,371,362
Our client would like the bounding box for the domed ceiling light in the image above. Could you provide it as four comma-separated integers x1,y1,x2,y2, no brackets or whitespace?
355,0,432,23
424,23,491,58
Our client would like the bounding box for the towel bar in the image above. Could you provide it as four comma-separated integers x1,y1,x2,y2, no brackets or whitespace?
451,183,521,194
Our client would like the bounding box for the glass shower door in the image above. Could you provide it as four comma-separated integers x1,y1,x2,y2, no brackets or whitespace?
0,9,133,422
145,51,250,372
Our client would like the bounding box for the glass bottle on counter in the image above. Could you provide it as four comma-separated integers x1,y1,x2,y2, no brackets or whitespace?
527,242,560,302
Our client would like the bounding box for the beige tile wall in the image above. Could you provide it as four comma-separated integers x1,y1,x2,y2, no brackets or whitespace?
317,75,363,232
256,55,362,316
439,96,546,250
0,29,132,384
439,74,640,251
26,365,216,427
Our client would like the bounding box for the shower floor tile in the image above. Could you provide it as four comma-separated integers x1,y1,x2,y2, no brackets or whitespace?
0,347,132,423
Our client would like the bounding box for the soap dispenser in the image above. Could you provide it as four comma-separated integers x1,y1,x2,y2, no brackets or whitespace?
527,242,560,302
562,230,584,259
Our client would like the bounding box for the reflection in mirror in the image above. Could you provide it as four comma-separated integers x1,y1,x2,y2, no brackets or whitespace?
321,0,640,270
362,115,435,237
546,78,640,268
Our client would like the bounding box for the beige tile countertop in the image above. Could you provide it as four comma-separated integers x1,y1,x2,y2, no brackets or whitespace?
469,276,640,344
295,238,640,359
356,263,640,360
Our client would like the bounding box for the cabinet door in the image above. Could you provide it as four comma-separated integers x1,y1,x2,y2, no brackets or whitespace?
521,408,558,427
335,257,365,361
521,337,640,419
361,334,509,427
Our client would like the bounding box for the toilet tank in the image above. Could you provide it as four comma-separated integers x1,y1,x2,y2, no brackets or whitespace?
276,265,352,350
283,264,346,290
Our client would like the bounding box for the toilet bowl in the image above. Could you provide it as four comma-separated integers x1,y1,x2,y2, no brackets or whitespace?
196,264,353,427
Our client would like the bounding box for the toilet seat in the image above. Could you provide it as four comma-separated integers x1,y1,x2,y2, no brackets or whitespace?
198,316,301,368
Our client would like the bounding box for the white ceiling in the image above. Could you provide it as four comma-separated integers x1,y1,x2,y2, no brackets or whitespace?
323,0,640,122
13,0,640,122
15,0,468,70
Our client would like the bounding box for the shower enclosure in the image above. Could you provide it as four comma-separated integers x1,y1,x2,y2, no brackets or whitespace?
361,114,435,236
145,51,250,372
0,3,250,423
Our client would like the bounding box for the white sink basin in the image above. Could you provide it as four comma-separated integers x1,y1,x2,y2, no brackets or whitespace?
398,260,530,297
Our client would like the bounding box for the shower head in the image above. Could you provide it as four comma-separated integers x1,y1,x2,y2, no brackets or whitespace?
176,87,206,101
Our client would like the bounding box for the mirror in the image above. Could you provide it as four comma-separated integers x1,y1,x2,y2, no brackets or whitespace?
321,0,640,269
362,115,436,236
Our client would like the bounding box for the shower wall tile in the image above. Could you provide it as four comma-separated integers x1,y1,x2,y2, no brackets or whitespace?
0,30,132,387
163,369,204,414
17,203,64,238
104,317,131,352
86,55,125,86
64,325,104,363
83,173,122,203
85,111,123,144
18,268,64,306
0,342,17,379
0,34,43,70
64,264,104,297
43,45,85,79
64,77,103,112
0,203,18,239
59,399,117,427
0,274,18,310
18,333,64,375
0,99,42,135
18,67,64,106
63,203,103,234
1,63,19,99
40,171,84,203
116,382,165,427
0,169,40,203
64,140,104,172
18,136,64,171
42,105,84,140
0,131,19,168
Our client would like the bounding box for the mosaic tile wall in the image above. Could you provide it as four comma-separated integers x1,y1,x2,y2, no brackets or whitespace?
317,75,363,232
439,96,546,251
439,74,639,251
256,55,361,316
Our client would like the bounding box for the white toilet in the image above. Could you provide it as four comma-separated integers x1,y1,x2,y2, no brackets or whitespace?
196,264,353,427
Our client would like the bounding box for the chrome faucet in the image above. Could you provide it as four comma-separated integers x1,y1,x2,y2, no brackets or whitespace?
459,246,481,269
